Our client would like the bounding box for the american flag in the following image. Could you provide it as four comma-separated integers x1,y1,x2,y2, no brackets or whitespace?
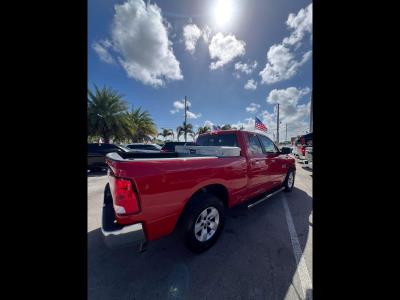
255,117,268,132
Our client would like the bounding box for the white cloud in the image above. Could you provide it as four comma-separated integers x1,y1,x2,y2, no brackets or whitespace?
231,118,254,131
234,61,257,74
92,40,115,64
246,102,261,113
232,95,311,141
244,79,257,90
170,99,201,119
266,87,310,122
204,120,214,128
259,3,312,85
202,25,212,43
183,24,202,54
107,0,182,87
209,33,246,70
187,111,202,119
283,4,312,46
259,44,311,84
170,99,191,114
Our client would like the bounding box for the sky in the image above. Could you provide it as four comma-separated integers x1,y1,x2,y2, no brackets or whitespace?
88,0,312,141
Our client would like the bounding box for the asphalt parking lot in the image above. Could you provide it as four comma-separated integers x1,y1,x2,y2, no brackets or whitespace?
88,161,313,300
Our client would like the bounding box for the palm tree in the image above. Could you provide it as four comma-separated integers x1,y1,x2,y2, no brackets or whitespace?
88,85,131,143
197,126,211,135
189,132,196,141
176,122,194,142
221,124,232,130
158,128,174,141
126,107,157,143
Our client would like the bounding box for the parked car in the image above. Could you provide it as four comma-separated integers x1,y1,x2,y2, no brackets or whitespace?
88,143,132,171
304,146,313,169
103,130,296,253
294,132,312,160
88,143,159,171
126,143,162,151
160,141,196,152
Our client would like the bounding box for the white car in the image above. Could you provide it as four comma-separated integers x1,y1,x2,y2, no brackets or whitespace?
304,146,313,169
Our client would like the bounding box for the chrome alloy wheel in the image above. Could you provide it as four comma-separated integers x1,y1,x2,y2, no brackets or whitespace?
287,171,294,188
194,207,220,242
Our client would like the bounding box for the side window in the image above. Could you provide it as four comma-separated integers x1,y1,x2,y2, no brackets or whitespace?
258,135,278,153
246,133,264,155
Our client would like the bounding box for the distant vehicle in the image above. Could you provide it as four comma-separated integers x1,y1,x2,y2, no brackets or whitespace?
160,141,196,152
294,133,312,160
88,143,133,171
304,146,313,169
103,130,296,252
126,143,162,152
88,144,159,171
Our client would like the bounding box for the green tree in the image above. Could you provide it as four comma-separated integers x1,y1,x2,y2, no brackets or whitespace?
126,107,157,143
189,132,196,141
176,122,194,142
197,126,211,135
157,128,174,141
88,85,131,143
221,124,232,130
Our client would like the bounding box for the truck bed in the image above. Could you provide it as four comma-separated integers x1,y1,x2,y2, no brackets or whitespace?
107,145,241,162
106,151,218,161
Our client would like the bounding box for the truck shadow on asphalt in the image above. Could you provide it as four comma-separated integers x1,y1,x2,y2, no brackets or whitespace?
88,186,312,300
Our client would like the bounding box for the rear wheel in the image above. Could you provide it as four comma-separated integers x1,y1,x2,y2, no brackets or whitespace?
284,169,295,192
179,193,225,253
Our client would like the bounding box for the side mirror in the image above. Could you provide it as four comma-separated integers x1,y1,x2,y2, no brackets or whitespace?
281,147,292,154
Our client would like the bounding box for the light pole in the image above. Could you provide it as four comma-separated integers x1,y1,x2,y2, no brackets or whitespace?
184,96,188,142
276,103,280,144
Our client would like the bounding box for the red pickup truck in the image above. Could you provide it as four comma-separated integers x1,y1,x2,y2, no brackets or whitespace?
102,130,296,253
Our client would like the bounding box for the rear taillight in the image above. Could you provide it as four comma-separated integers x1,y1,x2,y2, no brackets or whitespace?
109,175,140,215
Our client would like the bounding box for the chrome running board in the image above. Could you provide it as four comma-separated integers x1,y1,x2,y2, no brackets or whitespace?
247,187,285,209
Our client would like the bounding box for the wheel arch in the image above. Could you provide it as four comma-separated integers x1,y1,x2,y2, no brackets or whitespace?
175,183,229,230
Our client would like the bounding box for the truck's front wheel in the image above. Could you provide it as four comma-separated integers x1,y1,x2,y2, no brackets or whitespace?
179,193,225,253
284,169,295,192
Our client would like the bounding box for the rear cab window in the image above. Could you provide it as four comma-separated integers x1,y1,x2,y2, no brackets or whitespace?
162,142,186,151
196,133,238,147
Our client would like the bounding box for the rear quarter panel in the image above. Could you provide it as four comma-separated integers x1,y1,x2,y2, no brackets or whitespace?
109,156,248,240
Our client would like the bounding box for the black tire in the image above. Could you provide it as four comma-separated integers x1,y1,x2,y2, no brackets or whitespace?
283,169,295,192
179,192,225,253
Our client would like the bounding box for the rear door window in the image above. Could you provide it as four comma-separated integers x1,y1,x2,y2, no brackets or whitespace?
246,133,264,156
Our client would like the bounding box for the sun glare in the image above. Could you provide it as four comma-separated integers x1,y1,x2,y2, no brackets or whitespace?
213,0,235,27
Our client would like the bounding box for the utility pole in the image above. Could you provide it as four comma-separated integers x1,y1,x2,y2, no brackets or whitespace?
285,123,287,142
184,96,188,142
276,103,280,144
309,95,313,133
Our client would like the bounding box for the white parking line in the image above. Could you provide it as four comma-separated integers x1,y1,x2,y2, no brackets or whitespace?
282,194,312,299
